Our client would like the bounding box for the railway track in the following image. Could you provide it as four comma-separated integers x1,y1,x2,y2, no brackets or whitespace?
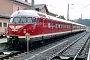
0,31,87,60
52,32,90,60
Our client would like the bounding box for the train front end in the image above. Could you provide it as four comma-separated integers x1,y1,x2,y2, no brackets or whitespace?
7,10,38,48
7,22,27,48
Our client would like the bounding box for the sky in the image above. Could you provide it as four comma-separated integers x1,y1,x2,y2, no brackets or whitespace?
27,0,90,20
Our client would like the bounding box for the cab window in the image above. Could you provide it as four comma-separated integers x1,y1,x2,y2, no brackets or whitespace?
32,18,36,23
9,17,14,23
27,17,36,24
9,17,36,24
27,18,33,23
40,18,42,24
13,17,20,23
21,17,27,23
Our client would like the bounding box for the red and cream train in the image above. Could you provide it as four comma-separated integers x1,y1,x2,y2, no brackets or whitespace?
7,10,86,47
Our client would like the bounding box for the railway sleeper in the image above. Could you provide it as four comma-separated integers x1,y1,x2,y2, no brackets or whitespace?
52,55,86,60
0,50,20,60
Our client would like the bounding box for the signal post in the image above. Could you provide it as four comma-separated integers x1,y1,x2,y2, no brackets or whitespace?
25,33,30,53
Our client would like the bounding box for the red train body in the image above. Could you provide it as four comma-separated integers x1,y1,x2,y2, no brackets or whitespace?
7,10,86,47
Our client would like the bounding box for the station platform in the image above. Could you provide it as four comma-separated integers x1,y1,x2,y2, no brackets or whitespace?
0,38,7,43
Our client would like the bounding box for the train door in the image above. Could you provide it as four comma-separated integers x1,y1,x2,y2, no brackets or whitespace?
56,21,59,32
68,24,71,32
71,24,72,32
58,22,61,32
42,18,46,34
80,26,81,31
35,18,43,35
52,21,54,33
53,21,56,33
61,22,64,32
38,18,47,35
47,20,51,33
40,18,43,34
60,22,63,32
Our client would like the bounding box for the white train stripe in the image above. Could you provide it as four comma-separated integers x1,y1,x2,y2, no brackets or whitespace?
72,29,81,32
7,31,72,38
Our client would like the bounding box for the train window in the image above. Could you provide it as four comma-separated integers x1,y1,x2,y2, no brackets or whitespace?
21,17,27,23
58,24,60,28
65,24,68,28
9,18,14,23
32,18,36,23
52,22,54,27
27,17,36,24
0,22,2,27
27,18,33,23
68,25,69,28
62,24,64,28
66,25,68,28
13,17,20,23
57,23,60,28
40,18,42,24
3,23,7,27
56,24,57,28
9,17,36,24
48,20,50,28
63,24,67,28
61,24,62,28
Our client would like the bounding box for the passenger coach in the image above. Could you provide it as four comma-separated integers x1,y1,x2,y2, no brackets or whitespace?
7,10,86,48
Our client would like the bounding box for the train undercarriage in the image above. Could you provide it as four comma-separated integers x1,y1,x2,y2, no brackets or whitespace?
7,30,86,50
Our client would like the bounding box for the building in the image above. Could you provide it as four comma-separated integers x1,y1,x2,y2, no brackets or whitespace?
0,0,57,35
34,4,57,17
0,0,31,34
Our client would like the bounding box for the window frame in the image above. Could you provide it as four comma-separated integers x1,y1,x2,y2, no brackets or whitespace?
48,20,51,28
40,18,43,24
9,17,37,24
0,22,2,27
3,23,7,27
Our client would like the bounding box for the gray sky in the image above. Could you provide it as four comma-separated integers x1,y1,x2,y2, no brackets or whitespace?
28,0,90,20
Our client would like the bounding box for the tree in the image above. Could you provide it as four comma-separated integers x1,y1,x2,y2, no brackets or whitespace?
69,20,75,22
57,15,65,20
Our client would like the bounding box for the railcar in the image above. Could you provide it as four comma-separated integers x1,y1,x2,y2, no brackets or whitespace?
7,10,86,48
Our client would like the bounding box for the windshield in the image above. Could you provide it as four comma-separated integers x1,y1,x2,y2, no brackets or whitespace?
9,17,36,24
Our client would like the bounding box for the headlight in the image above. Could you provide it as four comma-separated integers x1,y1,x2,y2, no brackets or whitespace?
23,29,26,34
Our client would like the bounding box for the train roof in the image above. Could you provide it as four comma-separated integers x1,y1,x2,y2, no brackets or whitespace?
48,15,83,26
11,10,48,18
11,10,85,26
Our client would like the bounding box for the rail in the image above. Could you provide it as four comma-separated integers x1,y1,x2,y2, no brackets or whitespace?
51,32,89,60
73,33,90,60
0,31,87,60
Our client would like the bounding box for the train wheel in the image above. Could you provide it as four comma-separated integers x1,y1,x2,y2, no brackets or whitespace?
41,40,44,44
30,42,37,48
40,40,44,46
